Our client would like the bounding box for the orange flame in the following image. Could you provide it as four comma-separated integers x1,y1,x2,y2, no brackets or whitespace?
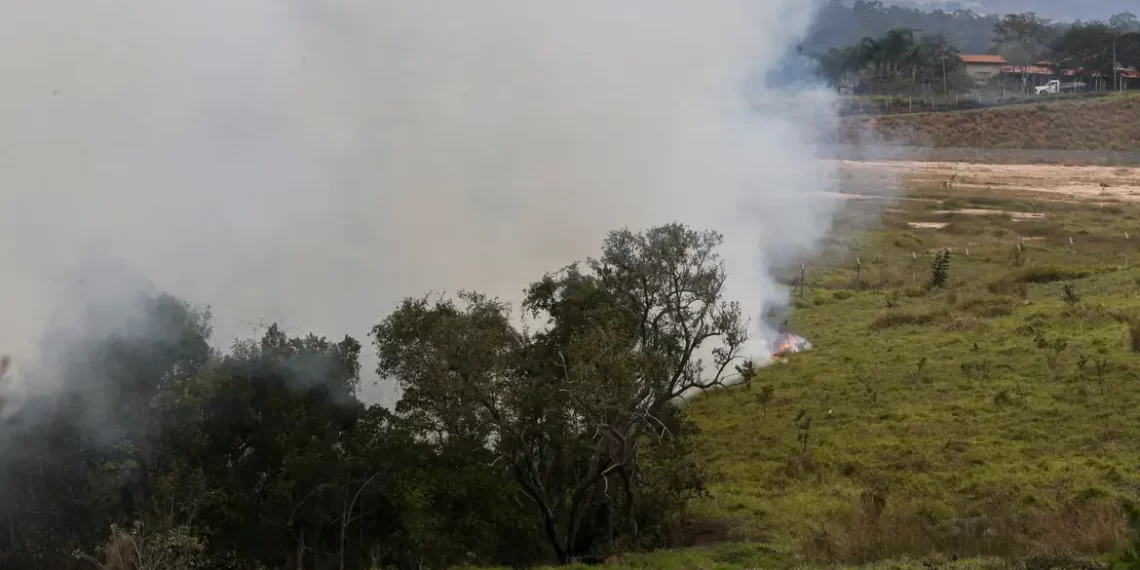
772,333,797,358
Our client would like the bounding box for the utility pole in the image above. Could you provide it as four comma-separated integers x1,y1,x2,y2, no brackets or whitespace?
1114,39,1119,92
942,48,948,96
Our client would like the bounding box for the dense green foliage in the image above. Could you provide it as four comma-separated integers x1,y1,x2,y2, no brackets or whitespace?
815,28,968,95
1050,23,1140,85
0,303,543,570
805,1,1000,54
0,223,751,570
811,6,1140,98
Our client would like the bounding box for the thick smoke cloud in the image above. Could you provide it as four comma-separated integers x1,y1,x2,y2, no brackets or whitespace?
0,1,841,406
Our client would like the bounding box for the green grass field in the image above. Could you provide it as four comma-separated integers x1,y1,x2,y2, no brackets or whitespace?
463,181,1140,570
688,185,1140,566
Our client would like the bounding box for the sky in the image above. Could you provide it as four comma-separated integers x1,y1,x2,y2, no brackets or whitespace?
891,0,1137,21
0,1,847,407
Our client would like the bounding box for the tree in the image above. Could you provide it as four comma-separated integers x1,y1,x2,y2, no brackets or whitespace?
1111,12,1140,34
0,283,547,570
1121,32,1140,74
880,28,917,79
804,0,1000,55
1052,22,1120,86
931,249,951,288
0,292,212,569
918,33,962,94
812,28,963,96
815,45,866,92
994,12,1055,93
372,223,750,563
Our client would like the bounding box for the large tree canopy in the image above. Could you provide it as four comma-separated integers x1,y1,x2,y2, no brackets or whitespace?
0,222,747,569
372,223,750,562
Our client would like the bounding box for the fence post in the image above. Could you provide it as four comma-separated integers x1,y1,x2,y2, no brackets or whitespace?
1127,232,1131,267
964,248,970,279
856,258,862,289
799,264,806,299
911,252,917,285
1069,236,1074,265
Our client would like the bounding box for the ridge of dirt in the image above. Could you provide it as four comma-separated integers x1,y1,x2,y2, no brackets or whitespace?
840,93,1140,152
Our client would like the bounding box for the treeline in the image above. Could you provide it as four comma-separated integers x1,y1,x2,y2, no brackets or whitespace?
1049,16,1140,85
0,223,752,570
810,8,1140,97
804,0,1000,54
814,28,968,96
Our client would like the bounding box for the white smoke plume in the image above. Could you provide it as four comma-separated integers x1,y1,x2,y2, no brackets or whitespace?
0,1,842,407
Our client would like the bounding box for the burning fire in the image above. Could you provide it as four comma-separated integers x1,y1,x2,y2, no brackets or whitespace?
771,331,811,360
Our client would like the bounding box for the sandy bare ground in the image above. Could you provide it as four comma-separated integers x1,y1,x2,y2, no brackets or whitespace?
832,160,1140,201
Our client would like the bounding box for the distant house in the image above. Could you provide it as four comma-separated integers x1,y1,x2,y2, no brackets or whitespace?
960,54,1008,87
1002,61,1140,91
1001,62,1055,89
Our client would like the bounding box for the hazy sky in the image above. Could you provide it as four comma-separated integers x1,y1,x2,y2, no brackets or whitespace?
891,0,1136,21
0,1,845,407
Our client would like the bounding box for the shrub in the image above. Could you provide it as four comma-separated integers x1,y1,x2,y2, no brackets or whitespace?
885,290,900,309
871,309,944,330
957,295,1019,318
944,313,984,332
903,287,928,298
1061,283,1081,306
1111,502,1140,570
931,249,951,288
75,521,206,570
1014,266,1092,284
987,278,1029,298
1009,244,1028,267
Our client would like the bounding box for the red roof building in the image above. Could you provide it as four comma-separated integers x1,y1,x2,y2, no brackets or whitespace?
960,54,1009,65
960,54,1009,86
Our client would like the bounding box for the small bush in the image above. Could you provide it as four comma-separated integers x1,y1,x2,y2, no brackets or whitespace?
832,290,855,301
957,295,1019,318
892,233,924,249
1009,244,1028,267
76,521,206,570
1062,302,1114,325
1061,283,1081,306
1130,320,1140,353
987,278,1029,298
871,309,944,330
885,290,901,309
931,249,951,288
1110,502,1140,570
944,313,984,332
1014,266,1092,284
945,289,959,306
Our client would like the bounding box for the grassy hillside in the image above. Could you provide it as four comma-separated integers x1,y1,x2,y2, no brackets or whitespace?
685,188,1140,567
842,93,1140,152
466,189,1140,568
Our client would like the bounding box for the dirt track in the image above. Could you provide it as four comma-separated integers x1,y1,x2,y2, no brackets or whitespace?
833,160,1140,201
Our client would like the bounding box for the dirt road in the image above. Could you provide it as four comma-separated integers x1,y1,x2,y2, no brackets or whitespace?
832,159,1140,201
